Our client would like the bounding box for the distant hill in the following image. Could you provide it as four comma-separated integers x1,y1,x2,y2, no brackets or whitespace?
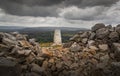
0,26,89,32
0,26,89,43
0,26,25,29
22,27,89,32
0,26,25,32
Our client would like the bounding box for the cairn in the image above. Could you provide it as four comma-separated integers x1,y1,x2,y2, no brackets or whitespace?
0,23,120,76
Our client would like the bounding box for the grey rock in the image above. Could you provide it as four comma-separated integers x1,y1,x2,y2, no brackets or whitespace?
0,44,10,52
64,60,72,67
96,28,109,39
116,26,120,34
111,62,120,68
24,50,32,56
111,62,120,76
0,57,21,76
11,45,22,54
80,32,89,38
96,63,106,69
106,25,112,29
70,42,81,52
70,63,79,69
0,32,4,42
16,34,27,40
88,40,95,47
63,41,74,48
117,24,120,27
25,72,42,76
109,32,119,41
31,63,44,74
29,38,36,45
12,45,31,56
89,46,98,51
56,62,63,69
92,23,105,32
82,38,88,44
42,60,48,69
2,38,18,46
113,43,120,61
0,57,16,67
89,32,96,40
4,33,16,41
98,44,108,51
70,34,80,41
100,54,109,63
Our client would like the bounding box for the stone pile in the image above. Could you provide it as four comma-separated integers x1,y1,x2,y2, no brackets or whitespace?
1,23,120,76
63,23,120,76
0,32,45,76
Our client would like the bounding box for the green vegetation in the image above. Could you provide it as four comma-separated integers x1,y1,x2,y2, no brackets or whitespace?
24,31,78,43
40,43,53,47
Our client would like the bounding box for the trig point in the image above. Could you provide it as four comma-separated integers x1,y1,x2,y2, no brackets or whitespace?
53,29,62,45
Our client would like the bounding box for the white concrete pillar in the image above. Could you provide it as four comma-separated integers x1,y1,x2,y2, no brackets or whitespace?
53,29,62,45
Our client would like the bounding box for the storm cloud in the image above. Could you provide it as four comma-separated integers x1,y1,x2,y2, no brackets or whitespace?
0,0,120,28
64,0,119,7
0,0,119,17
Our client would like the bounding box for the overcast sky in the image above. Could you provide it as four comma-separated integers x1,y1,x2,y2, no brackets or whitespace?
0,0,120,28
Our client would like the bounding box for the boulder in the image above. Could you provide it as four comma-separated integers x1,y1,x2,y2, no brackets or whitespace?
82,38,88,44
4,33,16,41
11,45,22,54
48,58,55,63
88,40,95,47
2,38,18,46
31,63,44,74
18,40,32,48
70,42,81,52
116,26,120,34
89,32,96,40
41,48,52,58
80,32,89,38
110,62,120,76
70,34,80,41
98,44,108,51
0,44,10,52
111,62,120,69
109,32,119,41
29,38,36,45
63,41,74,48
106,25,112,29
100,54,109,63
89,46,98,51
96,28,109,39
25,72,41,76
0,33,4,42
56,62,63,69
113,43,120,61
70,63,79,69
117,24,120,27
42,60,48,69
16,34,27,40
17,50,32,56
92,23,105,32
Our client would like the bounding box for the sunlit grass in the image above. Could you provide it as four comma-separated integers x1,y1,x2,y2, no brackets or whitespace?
40,43,62,49
40,43,53,47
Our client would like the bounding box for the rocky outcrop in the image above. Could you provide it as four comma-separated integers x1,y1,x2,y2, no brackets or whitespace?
0,32,42,76
63,23,120,76
1,23,120,76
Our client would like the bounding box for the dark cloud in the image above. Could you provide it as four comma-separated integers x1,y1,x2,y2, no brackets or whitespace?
0,0,119,17
64,0,119,7
0,0,60,17
1,0,65,6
